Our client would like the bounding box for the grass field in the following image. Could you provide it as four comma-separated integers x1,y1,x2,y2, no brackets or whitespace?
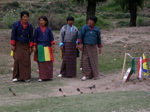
0,91,150,112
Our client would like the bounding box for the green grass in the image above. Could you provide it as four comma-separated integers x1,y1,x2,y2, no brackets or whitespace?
97,0,122,12
0,91,149,112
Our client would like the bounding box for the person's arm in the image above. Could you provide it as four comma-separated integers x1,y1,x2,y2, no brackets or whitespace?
78,26,85,44
78,25,86,51
76,28,79,48
59,27,65,46
33,28,38,53
29,24,33,47
49,29,55,52
59,26,65,50
97,30,103,54
10,23,17,51
29,24,33,54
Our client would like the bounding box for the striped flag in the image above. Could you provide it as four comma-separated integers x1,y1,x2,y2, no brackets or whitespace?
37,45,54,62
138,57,143,79
142,53,148,76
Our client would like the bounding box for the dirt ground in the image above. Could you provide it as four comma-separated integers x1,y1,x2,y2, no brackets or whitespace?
0,26,150,98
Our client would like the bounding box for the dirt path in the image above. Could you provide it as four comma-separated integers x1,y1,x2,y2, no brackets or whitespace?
50,73,150,97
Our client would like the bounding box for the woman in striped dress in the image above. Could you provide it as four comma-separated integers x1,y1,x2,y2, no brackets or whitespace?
33,16,55,82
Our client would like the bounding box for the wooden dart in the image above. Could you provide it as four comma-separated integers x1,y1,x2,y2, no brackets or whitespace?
59,88,66,97
9,88,16,96
77,88,83,94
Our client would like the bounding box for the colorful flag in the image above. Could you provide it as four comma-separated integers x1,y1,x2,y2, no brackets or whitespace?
142,53,148,76
37,45,54,62
131,58,135,73
138,57,143,79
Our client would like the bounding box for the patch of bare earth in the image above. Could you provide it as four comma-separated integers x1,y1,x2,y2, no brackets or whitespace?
0,27,150,100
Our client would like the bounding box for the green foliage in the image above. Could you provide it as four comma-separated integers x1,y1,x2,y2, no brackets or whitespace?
96,17,113,29
100,13,130,19
3,1,20,10
47,13,66,30
2,10,19,29
115,0,145,12
137,17,150,26
97,0,121,12
117,20,130,27
74,16,86,30
49,1,67,14
73,15,112,30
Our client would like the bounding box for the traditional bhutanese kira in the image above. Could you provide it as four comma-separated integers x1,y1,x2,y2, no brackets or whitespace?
34,45,54,62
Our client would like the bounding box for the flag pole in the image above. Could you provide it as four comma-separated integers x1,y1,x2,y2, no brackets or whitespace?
121,53,127,79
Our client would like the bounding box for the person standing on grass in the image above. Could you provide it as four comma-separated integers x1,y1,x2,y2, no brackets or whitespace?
11,11,33,82
78,16,102,81
58,16,79,78
33,16,55,82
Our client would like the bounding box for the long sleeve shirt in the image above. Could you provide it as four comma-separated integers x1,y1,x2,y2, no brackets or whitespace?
78,25,102,48
59,25,78,46
10,21,33,47
33,26,55,47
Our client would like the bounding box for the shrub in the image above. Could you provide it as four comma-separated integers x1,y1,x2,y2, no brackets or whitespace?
3,1,20,10
74,16,86,30
2,10,19,29
116,20,129,27
96,17,113,29
47,13,66,30
97,0,121,12
137,17,150,26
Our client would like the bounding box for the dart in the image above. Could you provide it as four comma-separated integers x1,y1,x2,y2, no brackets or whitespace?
9,88,16,96
89,87,94,93
88,85,96,89
88,85,96,93
77,88,83,94
59,88,66,97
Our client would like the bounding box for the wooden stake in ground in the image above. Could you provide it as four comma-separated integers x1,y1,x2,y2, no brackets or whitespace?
9,88,16,96
59,88,66,97
77,88,83,94
121,53,127,79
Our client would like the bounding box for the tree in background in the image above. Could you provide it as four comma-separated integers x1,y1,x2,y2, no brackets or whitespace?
70,0,107,21
115,0,146,26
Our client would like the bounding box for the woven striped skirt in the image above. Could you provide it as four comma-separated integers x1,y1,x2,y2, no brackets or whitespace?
13,42,31,80
38,61,53,80
81,44,99,78
60,42,77,78
34,45,54,80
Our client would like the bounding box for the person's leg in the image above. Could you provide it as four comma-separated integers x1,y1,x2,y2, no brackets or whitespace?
60,60,66,77
65,43,77,78
82,45,92,79
19,43,31,80
88,45,99,79
39,61,53,80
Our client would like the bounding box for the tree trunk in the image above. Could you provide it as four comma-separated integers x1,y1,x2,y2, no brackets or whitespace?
129,2,137,27
86,0,96,21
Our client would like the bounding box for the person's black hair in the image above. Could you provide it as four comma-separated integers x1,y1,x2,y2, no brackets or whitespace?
88,15,97,23
20,11,29,18
39,16,49,26
67,16,74,21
